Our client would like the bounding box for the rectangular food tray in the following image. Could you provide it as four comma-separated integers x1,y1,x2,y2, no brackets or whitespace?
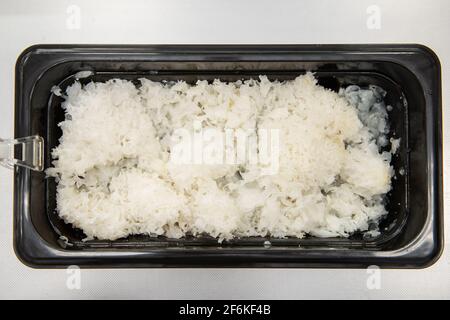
14,44,443,268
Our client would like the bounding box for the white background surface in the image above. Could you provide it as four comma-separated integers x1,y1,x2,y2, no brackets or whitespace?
0,0,449,299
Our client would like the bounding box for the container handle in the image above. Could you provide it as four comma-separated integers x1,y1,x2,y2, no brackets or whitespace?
0,135,44,171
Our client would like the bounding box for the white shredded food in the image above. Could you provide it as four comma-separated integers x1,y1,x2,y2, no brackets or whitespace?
48,72,397,241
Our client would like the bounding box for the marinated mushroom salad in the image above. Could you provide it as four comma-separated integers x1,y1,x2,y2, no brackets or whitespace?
48,72,400,241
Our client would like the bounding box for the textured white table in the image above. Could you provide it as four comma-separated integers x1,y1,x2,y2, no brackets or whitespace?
0,0,448,299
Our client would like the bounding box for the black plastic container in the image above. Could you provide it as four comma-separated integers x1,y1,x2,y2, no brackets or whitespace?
14,45,443,268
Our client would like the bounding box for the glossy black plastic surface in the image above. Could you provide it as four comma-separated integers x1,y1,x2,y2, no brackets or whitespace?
14,45,443,268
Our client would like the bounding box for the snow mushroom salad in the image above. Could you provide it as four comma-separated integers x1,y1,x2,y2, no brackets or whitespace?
48,72,400,241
